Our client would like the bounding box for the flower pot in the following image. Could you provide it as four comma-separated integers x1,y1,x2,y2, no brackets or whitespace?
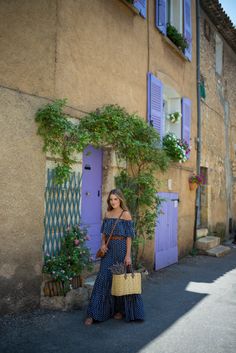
189,182,198,191
43,280,65,297
72,275,84,288
43,275,83,297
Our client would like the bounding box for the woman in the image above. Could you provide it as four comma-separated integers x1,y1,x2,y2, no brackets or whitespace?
85,189,144,325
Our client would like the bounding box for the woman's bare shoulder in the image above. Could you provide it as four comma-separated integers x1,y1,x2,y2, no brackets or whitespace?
122,210,132,221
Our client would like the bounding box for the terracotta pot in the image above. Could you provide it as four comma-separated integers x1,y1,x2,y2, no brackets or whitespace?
189,182,198,191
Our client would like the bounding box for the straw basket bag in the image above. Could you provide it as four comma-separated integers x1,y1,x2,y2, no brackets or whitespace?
111,267,142,296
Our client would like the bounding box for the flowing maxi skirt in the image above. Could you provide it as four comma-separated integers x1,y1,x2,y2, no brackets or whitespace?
87,238,144,322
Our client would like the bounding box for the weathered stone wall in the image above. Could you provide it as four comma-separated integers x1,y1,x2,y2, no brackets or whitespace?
0,88,46,314
200,8,236,238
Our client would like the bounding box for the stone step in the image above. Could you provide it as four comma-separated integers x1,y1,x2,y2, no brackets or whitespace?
205,245,231,257
84,275,97,298
195,236,220,251
196,228,208,239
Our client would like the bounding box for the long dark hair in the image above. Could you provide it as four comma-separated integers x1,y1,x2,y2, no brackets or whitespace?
107,189,129,212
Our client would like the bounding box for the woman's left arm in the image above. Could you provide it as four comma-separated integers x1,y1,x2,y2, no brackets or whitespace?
125,237,132,266
123,211,132,266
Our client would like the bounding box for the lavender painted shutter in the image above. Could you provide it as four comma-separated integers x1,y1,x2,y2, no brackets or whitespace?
155,0,166,35
133,0,146,18
184,0,192,60
182,97,191,158
147,73,164,139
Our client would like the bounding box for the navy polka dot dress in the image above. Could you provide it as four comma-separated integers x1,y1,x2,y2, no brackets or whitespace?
87,218,144,322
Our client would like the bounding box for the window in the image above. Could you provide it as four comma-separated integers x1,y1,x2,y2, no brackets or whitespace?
147,73,192,157
156,0,192,60
167,0,183,34
215,33,223,75
164,86,182,139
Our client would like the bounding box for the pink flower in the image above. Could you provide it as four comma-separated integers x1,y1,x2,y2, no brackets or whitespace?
74,239,80,246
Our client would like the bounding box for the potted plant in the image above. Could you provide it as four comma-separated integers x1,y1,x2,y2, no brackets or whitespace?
163,133,190,163
42,225,94,296
166,112,181,123
188,173,204,191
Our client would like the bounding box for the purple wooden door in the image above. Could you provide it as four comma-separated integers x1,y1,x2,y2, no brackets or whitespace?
155,192,178,270
81,146,102,256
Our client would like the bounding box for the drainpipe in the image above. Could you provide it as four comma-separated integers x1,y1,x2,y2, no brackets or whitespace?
194,0,201,242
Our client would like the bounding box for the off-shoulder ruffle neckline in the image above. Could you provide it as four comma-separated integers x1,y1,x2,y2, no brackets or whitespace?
104,217,132,222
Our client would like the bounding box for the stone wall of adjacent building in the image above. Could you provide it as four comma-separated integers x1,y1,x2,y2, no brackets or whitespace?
200,8,236,239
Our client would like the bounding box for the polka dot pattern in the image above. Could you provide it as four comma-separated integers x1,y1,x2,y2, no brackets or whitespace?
87,219,144,322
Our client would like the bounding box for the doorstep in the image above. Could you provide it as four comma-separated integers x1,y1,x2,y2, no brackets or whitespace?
205,245,231,257
195,236,220,250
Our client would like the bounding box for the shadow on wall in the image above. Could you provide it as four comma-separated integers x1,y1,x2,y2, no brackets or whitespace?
210,222,226,242
0,263,41,315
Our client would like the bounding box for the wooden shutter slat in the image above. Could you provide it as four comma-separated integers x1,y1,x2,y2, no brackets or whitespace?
134,0,146,18
156,0,167,35
181,97,191,158
184,0,192,61
148,73,164,139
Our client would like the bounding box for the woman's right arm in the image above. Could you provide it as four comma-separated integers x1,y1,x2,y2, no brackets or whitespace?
100,212,108,251
100,234,108,252
101,234,106,246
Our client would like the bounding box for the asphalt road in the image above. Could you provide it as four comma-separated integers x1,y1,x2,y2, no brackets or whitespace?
1,247,236,353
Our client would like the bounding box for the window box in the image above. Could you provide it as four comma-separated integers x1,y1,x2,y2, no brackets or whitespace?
162,35,189,61
167,23,189,53
156,0,192,61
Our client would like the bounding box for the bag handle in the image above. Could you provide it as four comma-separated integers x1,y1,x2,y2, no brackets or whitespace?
105,210,124,248
124,264,135,279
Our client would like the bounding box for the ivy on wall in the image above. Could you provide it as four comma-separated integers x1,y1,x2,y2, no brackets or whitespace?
35,100,170,266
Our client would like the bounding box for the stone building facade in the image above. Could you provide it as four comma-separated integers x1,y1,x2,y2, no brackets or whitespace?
199,0,236,239
0,0,197,314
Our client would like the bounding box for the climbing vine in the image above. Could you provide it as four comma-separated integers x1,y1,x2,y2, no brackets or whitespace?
35,100,170,266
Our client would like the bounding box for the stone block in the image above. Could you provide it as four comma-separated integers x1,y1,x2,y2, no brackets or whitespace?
196,228,208,239
40,287,89,311
206,245,231,257
65,288,89,310
195,236,220,250
40,296,65,311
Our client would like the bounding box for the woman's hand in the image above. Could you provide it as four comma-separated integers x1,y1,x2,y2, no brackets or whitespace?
124,255,132,266
100,244,108,254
